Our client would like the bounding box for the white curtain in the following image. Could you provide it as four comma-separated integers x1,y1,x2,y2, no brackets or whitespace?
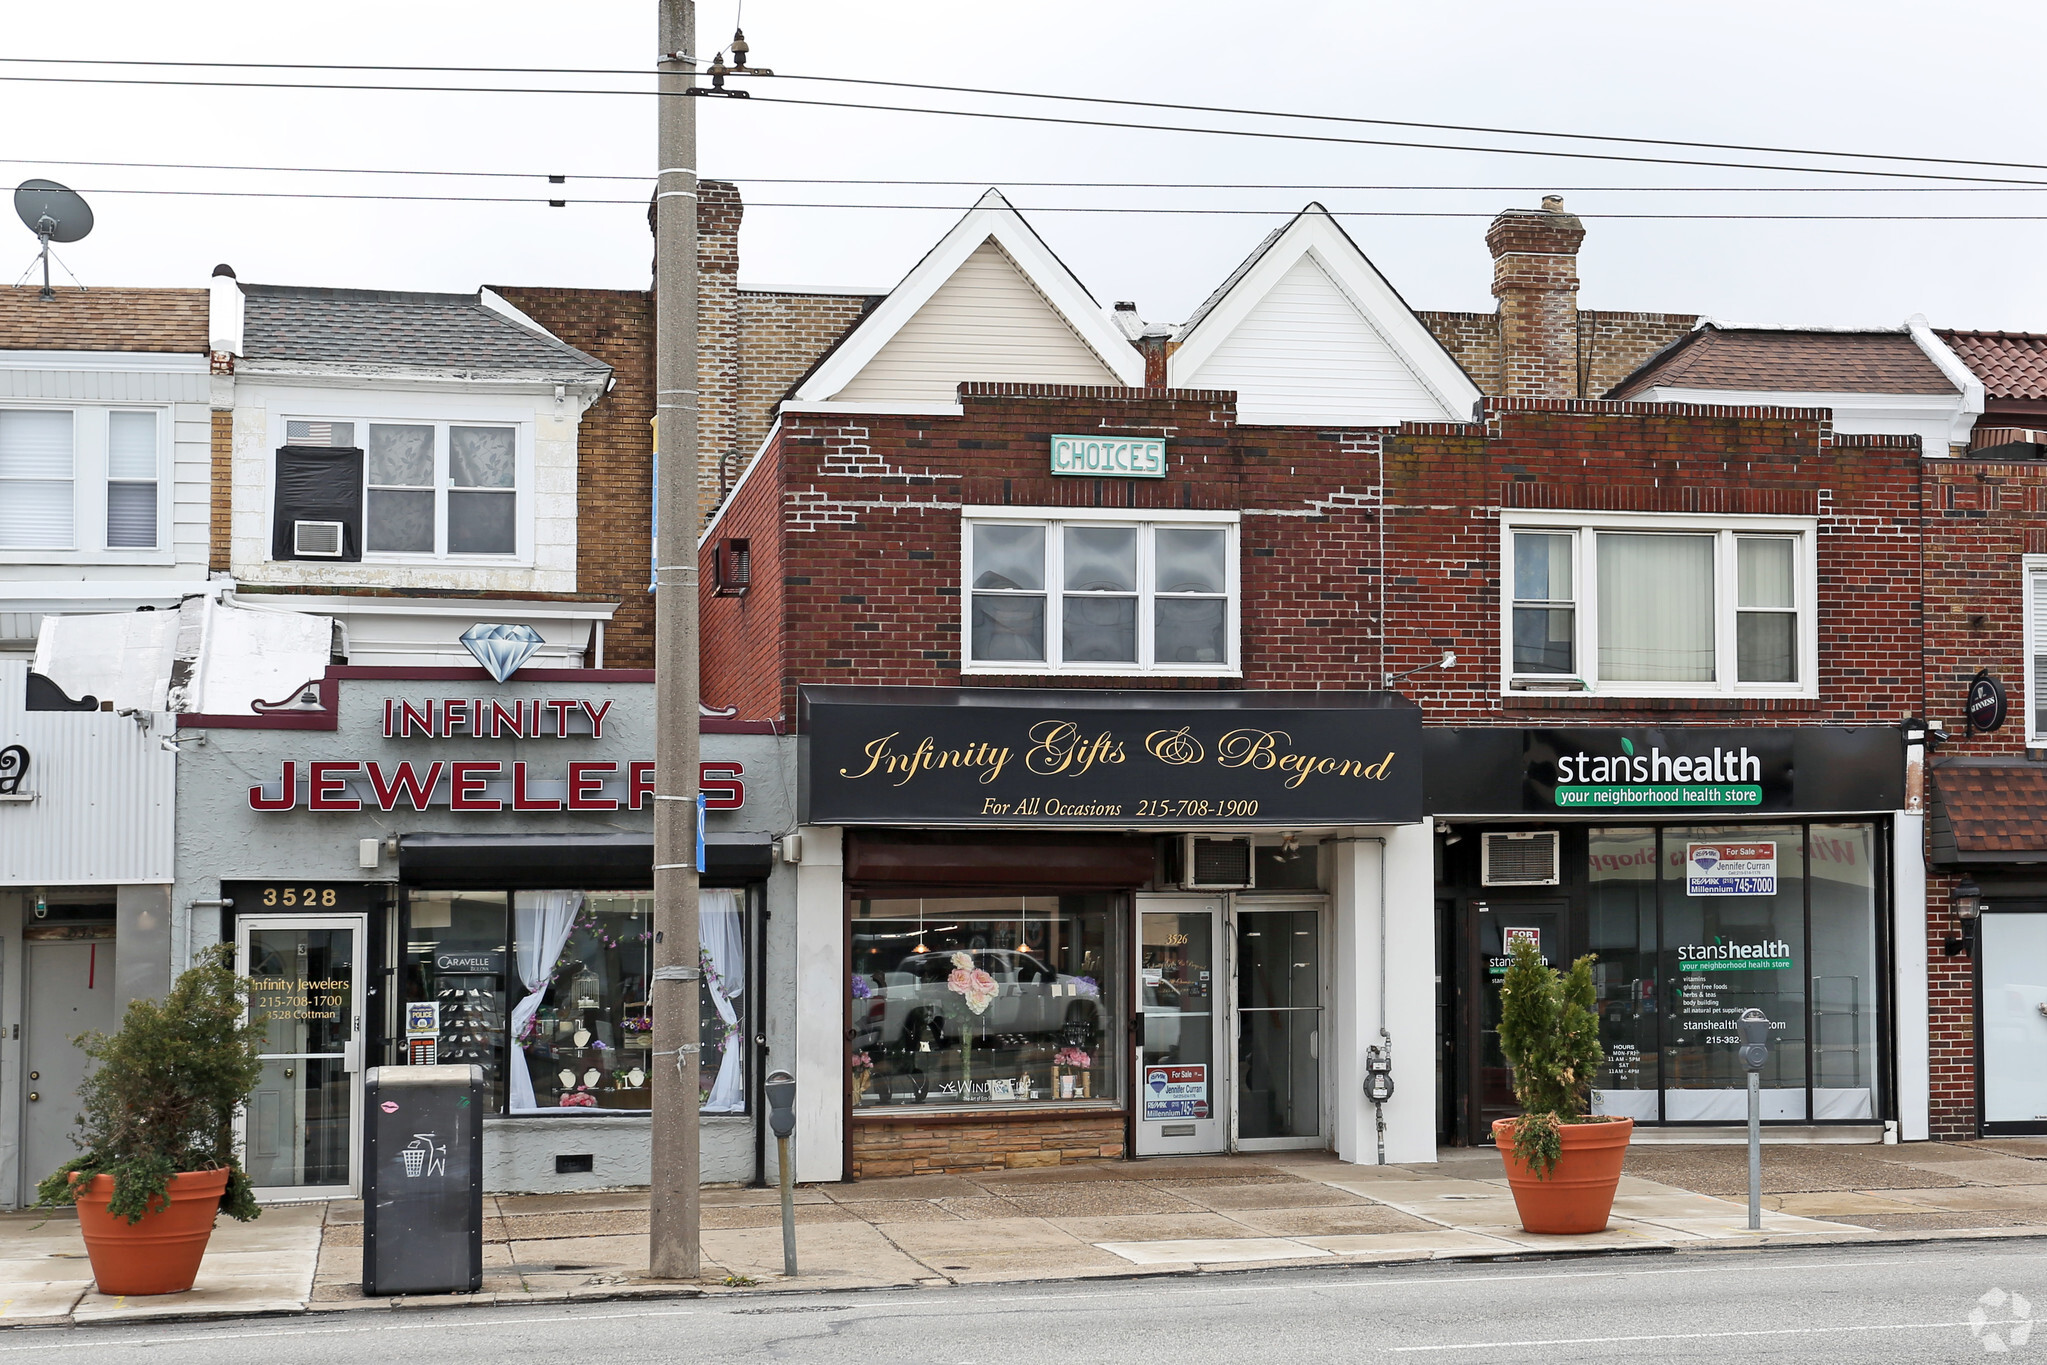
508,890,584,1112
1597,533,1715,682
700,889,746,1114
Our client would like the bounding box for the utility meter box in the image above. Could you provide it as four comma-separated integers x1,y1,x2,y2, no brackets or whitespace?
362,1064,485,1296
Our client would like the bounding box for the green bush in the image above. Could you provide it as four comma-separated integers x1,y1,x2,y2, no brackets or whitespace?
1496,934,1605,1178
35,944,267,1223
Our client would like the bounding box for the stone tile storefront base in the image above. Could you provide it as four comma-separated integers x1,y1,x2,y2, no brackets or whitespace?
850,1110,1126,1178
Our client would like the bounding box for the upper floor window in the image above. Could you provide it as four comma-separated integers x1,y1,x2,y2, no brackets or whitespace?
2024,557,2047,745
0,405,164,555
1503,513,1815,697
276,418,521,562
963,509,1238,675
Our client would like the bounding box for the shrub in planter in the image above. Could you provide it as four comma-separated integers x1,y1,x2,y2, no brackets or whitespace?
1491,934,1632,1234
36,944,267,1294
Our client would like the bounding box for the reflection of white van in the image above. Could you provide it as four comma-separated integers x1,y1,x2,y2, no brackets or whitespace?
858,950,1102,1048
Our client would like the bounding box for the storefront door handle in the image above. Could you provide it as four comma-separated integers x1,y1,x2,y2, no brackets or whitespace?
1132,1015,1145,1047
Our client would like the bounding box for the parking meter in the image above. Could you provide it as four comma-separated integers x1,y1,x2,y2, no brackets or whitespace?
1737,1009,1771,1072
1364,1044,1394,1165
1736,1009,1770,1229
765,1069,798,1275
765,1070,797,1139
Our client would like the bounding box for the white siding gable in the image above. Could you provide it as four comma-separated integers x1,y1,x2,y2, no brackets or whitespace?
1183,254,1448,426
829,238,1120,404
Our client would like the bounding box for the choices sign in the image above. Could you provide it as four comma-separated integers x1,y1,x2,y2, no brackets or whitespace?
1049,434,1166,478
802,686,1422,826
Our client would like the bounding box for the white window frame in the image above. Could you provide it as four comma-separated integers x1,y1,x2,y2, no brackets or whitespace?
960,505,1240,677
1499,510,1818,699
273,412,532,566
0,401,173,564
2024,556,2047,747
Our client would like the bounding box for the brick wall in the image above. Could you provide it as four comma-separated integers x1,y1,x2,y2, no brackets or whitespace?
209,408,232,573
492,285,653,666
850,1112,1125,1177
1416,309,1697,400
1916,455,2047,1138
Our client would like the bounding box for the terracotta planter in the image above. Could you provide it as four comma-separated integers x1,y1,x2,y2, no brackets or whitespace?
1491,1117,1633,1234
72,1168,229,1295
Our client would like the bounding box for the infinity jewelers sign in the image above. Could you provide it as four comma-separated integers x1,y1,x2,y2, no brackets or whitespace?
1049,434,1166,478
800,686,1422,825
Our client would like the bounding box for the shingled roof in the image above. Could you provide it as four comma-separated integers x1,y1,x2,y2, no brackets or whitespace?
0,286,207,353
239,284,608,376
1605,325,1957,399
1937,331,2047,403
1930,762,2047,863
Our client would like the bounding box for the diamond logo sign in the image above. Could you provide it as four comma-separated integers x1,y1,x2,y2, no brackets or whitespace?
459,623,545,682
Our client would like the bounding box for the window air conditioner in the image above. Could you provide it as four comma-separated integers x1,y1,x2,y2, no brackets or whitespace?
1182,835,1253,890
1481,831,1560,887
293,520,345,558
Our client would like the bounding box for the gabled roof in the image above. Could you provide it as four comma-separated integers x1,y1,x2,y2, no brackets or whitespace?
1606,325,1957,398
791,190,1144,406
1166,205,1480,426
1937,330,2047,403
0,286,207,353
240,283,609,377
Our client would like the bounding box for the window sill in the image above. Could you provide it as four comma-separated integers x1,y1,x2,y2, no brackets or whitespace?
961,666,1241,679
1499,694,1824,713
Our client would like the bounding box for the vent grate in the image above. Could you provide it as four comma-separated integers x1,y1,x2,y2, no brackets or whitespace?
1187,836,1252,888
293,520,344,557
1481,831,1560,886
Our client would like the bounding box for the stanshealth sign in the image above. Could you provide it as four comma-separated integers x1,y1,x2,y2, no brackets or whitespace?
800,686,1423,826
1423,727,1906,816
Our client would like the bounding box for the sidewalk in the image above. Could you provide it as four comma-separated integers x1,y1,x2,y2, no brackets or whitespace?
5,1140,2046,1326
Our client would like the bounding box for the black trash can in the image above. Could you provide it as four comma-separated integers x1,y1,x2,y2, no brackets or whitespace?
362,1064,485,1296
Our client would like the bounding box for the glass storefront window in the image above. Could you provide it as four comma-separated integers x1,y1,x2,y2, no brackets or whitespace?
849,895,1118,1107
401,887,749,1115
1809,825,1879,1120
1662,825,1809,1120
1587,829,1659,1120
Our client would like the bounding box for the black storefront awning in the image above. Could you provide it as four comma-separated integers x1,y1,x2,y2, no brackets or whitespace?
398,831,774,888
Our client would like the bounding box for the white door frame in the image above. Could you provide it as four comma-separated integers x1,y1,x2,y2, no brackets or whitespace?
1228,894,1332,1152
235,914,367,1200
1134,893,1227,1156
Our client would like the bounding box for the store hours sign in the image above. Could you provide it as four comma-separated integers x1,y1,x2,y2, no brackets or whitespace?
800,685,1423,826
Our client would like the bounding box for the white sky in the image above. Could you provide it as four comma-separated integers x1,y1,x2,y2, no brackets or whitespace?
8,0,2047,331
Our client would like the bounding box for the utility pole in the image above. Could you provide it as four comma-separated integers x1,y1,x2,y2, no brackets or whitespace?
649,0,701,1281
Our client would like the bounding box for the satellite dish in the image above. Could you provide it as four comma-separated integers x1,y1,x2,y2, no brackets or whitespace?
13,179,92,301
15,179,93,244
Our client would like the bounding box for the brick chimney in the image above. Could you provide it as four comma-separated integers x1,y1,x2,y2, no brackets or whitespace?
1486,196,1585,399
697,180,743,519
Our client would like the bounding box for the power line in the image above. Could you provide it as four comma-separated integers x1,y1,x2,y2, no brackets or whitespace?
36,185,2047,220
14,157,2047,193
1,55,2042,180
1,70,2045,188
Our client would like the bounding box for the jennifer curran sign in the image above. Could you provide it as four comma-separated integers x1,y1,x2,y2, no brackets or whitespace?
800,686,1422,826
1050,435,1166,478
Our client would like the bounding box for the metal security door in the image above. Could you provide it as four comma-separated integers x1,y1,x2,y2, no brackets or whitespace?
1135,896,1226,1155
237,915,366,1198
22,938,114,1206
1981,911,2047,1135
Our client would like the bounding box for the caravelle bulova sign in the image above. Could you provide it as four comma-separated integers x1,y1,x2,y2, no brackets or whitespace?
801,686,1422,826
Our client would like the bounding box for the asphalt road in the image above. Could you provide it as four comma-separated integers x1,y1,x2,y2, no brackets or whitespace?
5,1241,2043,1363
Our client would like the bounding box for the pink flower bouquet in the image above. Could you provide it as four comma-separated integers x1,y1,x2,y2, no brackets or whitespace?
1053,1046,1092,1070
946,952,999,1015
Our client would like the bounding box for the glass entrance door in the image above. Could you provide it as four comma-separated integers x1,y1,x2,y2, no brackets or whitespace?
1135,897,1225,1155
1466,897,1568,1145
1982,912,2047,1134
236,916,366,1196
1234,905,1323,1147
